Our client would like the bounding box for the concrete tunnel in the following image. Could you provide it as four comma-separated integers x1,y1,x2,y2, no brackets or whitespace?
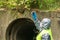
6,18,37,40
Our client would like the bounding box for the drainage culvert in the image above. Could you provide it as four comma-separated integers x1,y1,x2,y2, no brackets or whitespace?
6,18,37,40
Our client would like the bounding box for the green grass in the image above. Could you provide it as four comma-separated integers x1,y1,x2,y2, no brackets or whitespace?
0,0,60,10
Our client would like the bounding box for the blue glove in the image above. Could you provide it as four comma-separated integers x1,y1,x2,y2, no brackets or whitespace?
31,11,38,21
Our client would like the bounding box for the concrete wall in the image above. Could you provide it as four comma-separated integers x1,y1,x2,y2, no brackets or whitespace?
0,9,60,40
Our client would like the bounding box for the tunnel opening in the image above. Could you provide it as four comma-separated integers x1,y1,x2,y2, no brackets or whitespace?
6,18,37,40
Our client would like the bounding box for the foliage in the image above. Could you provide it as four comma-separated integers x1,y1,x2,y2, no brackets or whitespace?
38,0,60,10
0,0,60,10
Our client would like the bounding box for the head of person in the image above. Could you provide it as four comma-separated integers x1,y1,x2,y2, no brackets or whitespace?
41,18,51,29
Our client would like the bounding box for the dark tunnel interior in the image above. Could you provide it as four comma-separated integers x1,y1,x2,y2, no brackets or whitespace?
6,18,37,40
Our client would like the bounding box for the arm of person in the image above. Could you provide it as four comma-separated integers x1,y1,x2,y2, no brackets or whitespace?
31,11,41,31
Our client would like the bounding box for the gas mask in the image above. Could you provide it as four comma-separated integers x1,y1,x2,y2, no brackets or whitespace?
41,18,51,30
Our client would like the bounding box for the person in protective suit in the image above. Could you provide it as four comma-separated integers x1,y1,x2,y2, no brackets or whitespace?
31,11,53,40
36,18,53,40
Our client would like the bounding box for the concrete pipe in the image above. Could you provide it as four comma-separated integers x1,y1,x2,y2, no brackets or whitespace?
6,18,37,40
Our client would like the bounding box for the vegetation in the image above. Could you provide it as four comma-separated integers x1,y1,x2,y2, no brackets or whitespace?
0,0,60,10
